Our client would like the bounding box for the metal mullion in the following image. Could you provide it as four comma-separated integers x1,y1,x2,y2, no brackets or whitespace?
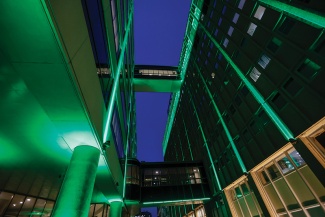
245,180,263,217
226,189,241,217
263,164,292,217
285,151,325,212
274,156,310,216
239,184,254,217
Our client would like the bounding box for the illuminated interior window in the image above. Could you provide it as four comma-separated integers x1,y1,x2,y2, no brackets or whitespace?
254,147,325,217
249,67,261,82
254,6,266,20
228,26,234,36
247,23,257,36
233,13,240,23
223,38,229,48
258,54,271,69
238,0,246,9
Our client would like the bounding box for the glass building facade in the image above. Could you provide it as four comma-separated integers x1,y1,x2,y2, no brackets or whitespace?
164,0,325,217
0,0,324,217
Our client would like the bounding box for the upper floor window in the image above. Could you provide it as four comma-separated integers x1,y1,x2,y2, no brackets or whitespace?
254,5,266,20
238,0,246,9
247,23,257,36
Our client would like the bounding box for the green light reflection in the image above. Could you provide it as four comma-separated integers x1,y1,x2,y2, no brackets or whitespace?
103,4,134,143
198,21,294,141
259,0,325,28
195,62,247,173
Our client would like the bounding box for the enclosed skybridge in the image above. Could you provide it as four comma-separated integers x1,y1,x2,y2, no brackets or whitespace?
121,159,212,207
133,65,182,93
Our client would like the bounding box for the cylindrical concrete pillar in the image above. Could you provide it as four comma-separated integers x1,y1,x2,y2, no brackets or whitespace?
52,145,100,217
109,201,123,217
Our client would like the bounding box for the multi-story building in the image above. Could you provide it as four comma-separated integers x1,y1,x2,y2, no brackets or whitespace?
0,0,324,217
164,0,325,216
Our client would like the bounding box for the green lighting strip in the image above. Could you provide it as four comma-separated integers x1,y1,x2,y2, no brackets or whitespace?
194,62,247,173
142,197,210,205
188,89,222,191
182,114,194,160
162,0,204,156
197,22,294,141
258,0,325,28
103,3,134,143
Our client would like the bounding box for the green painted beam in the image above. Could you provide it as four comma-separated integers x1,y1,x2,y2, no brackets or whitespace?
258,0,325,28
103,2,133,143
197,21,294,141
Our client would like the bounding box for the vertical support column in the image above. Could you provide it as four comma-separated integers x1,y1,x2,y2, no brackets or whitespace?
109,201,123,217
52,145,100,217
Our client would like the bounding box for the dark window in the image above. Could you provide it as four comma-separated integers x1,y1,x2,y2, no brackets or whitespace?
283,77,303,96
235,95,242,106
297,58,321,80
241,85,249,96
267,37,282,53
271,92,287,110
316,133,325,149
278,18,295,34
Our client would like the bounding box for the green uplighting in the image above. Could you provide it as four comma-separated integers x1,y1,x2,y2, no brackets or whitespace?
188,90,222,191
103,4,134,143
195,62,247,173
163,91,180,155
259,0,325,28
163,0,204,156
198,22,294,141
52,146,100,217
142,197,210,205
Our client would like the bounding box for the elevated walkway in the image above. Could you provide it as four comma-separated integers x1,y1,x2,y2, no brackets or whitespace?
122,160,212,207
98,65,183,92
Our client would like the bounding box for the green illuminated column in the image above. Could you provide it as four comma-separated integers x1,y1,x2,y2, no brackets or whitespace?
109,201,122,217
52,145,100,217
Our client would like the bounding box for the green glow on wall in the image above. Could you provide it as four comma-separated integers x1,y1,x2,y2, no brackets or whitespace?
182,116,194,160
108,201,123,217
142,197,210,205
259,0,325,28
52,146,100,217
195,63,247,173
163,91,180,155
103,5,134,143
198,22,294,141
188,90,222,191
163,0,204,156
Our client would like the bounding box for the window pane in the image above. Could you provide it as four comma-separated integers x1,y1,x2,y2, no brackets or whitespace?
250,67,261,82
266,164,281,180
247,23,257,36
254,6,266,20
276,156,294,174
0,192,14,215
288,149,305,167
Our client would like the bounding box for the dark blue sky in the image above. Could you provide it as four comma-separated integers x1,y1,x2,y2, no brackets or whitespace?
134,0,191,163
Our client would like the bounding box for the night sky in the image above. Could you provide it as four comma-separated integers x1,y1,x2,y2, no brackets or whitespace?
134,1,191,215
134,0,191,162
